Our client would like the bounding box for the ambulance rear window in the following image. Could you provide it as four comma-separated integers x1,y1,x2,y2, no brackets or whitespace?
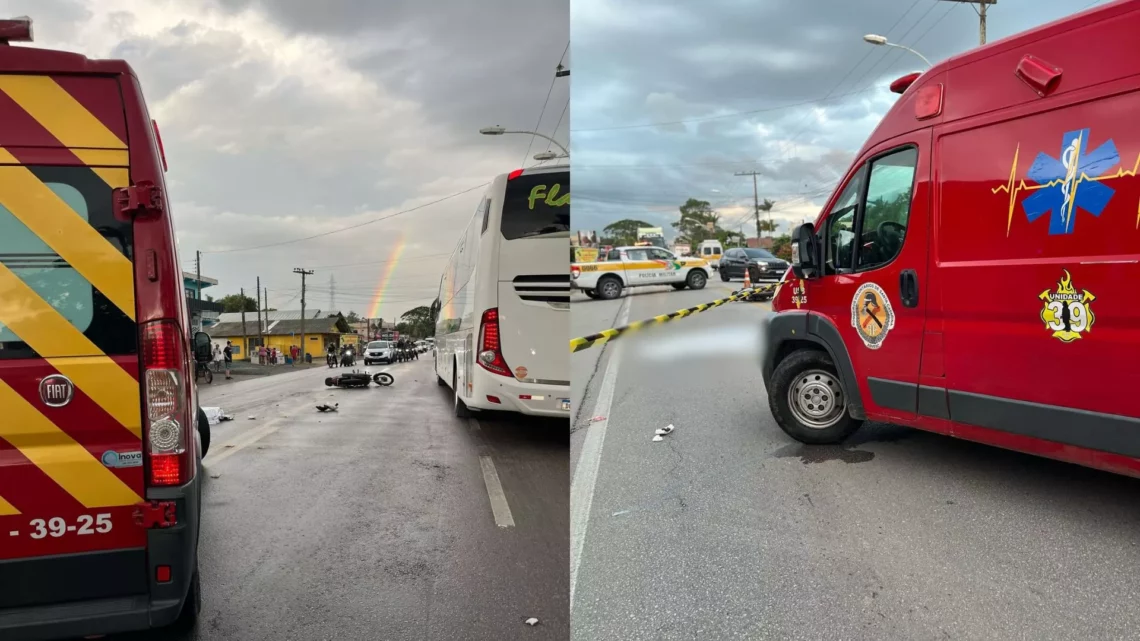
0,166,136,359
501,170,570,240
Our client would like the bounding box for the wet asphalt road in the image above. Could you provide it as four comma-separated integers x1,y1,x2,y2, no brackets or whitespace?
570,277,1140,640
109,357,568,641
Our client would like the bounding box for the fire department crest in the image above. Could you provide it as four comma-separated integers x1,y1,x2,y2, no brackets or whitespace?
1039,269,1095,343
850,282,895,349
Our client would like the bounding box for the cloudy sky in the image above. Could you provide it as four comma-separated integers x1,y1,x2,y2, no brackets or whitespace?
2,0,567,321
571,0,1103,243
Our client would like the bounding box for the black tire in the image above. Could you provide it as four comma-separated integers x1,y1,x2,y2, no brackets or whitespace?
748,266,761,283
168,563,201,634
196,407,211,458
325,377,334,387
768,349,862,445
583,289,600,299
204,368,213,384
453,365,471,418
596,276,623,300
671,283,686,290
720,268,730,282
374,372,394,386
686,269,707,290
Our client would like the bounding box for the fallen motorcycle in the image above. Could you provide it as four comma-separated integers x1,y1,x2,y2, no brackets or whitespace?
324,370,395,389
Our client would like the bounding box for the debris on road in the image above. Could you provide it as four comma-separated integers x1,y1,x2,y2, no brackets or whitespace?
209,473,221,479
201,407,234,425
524,617,540,626
652,435,664,442
316,403,339,413
247,416,256,420
652,424,676,442
589,415,606,423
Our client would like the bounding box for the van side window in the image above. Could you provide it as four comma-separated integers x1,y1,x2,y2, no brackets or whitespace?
858,147,917,270
824,165,865,275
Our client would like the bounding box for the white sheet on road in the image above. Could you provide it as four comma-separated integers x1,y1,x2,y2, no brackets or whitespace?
201,407,234,425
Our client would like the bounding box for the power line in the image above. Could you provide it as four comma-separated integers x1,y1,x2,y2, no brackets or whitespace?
522,40,569,165
201,182,488,255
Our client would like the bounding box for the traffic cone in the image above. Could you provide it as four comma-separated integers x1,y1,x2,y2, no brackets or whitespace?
743,265,751,291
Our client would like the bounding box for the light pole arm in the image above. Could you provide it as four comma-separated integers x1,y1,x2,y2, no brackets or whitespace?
502,130,570,157
884,42,932,68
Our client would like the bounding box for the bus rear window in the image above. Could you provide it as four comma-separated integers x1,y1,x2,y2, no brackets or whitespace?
501,171,570,240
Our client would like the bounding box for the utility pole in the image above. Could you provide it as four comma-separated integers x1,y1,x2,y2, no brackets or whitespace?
939,0,995,45
735,170,763,243
329,274,336,312
256,277,264,357
240,287,248,360
294,268,314,361
195,251,202,300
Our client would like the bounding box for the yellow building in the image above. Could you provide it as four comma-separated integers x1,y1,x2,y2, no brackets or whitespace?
208,310,354,361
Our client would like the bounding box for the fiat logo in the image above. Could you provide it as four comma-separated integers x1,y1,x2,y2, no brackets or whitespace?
39,374,74,408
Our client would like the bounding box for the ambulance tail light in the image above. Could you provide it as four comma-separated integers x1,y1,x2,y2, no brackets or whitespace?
142,321,191,487
0,17,33,44
571,265,581,279
477,308,512,377
152,120,168,172
890,72,921,94
915,83,943,120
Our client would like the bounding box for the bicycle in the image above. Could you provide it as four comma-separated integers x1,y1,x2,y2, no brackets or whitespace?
194,359,213,384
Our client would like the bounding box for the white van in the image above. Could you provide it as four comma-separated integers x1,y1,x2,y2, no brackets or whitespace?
434,165,570,418
697,239,724,270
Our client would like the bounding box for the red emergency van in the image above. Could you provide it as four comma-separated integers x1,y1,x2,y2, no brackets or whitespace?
0,18,209,639
762,1,1140,477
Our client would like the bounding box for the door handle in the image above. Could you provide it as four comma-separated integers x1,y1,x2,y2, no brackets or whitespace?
899,269,919,308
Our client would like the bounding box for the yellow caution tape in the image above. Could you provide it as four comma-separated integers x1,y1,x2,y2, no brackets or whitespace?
570,284,777,353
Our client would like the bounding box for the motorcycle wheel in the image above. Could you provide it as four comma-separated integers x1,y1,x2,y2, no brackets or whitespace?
204,369,213,384
374,372,394,386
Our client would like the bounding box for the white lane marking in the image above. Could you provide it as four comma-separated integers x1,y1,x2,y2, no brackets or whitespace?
479,456,516,528
206,400,312,466
570,296,630,609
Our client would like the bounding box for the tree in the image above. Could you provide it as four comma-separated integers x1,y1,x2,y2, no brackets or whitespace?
771,234,794,261
401,305,434,338
756,199,775,238
219,293,258,313
757,218,779,236
673,198,723,245
345,311,361,322
602,219,653,246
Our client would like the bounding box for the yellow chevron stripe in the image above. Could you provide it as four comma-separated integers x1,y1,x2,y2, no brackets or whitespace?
0,265,141,438
87,166,130,189
70,149,129,166
0,75,127,149
0,146,131,189
0,380,141,508
0,494,19,516
0,165,136,321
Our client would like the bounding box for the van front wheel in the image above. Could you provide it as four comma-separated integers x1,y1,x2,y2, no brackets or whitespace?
768,349,862,444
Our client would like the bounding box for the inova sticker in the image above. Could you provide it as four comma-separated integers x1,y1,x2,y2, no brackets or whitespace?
850,282,895,349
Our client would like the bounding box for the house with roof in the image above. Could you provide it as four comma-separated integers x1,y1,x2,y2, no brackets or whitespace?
206,308,355,361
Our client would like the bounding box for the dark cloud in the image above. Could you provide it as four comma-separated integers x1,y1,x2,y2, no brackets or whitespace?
571,0,1087,239
0,0,567,319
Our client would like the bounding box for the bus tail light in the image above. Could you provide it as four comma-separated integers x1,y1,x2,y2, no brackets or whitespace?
141,321,191,487
477,308,512,377
508,168,525,181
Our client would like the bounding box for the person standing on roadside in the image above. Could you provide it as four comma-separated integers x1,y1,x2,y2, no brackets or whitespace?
223,340,233,380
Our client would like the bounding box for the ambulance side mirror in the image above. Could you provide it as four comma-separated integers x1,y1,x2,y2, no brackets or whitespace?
790,223,819,279
192,332,212,363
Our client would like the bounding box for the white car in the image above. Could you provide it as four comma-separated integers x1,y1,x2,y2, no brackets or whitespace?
363,340,396,365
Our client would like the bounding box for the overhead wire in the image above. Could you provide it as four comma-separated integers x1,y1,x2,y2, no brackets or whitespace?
522,40,569,165
200,182,488,255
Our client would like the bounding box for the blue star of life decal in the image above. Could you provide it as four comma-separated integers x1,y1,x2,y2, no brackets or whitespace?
1023,128,1120,235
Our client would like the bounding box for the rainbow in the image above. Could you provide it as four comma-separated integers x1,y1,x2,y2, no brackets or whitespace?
367,236,406,318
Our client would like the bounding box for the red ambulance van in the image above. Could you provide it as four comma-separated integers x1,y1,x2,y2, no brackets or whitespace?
0,18,208,639
762,1,1140,477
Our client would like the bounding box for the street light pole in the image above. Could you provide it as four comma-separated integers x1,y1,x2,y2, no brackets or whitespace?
862,34,932,68
479,126,569,157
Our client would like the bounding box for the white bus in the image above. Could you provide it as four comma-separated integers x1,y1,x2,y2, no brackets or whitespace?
434,164,570,418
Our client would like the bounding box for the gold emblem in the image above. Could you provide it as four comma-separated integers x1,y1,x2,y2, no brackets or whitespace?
1039,269,1095,343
